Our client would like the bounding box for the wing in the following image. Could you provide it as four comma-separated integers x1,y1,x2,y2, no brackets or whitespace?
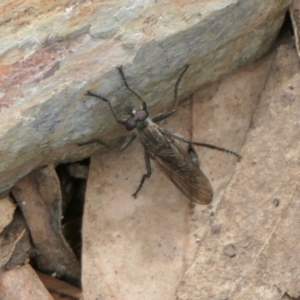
148,132,213,205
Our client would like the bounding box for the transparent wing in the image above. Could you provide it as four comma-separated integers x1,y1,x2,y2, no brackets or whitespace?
148,134,213,205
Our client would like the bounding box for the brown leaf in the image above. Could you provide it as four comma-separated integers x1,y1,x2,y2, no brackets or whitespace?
0,209,30,271
176,38,300,300
11,166,81,286
37,270,82,300
0,265,53,300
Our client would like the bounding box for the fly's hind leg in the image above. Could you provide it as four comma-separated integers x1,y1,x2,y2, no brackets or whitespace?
132,149,152,198
162,129,240,158
187,143,200,167
187,143,200,209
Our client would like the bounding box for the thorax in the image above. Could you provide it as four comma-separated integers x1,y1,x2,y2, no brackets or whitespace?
136,119,170,152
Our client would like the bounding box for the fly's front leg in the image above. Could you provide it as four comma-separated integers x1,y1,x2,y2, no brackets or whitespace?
117,66,148,112
86,91,128,126
152,110,176,123
132,149,152,198
162,129,240,158
78,132,137,152
152,65,189,123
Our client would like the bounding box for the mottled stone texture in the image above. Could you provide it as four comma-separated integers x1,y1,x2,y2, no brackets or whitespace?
0,0,292,193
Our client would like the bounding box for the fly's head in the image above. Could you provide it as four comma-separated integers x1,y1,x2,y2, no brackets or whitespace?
125,108,149,130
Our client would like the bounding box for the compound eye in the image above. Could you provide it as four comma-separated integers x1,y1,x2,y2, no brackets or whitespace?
125,118,137,130
136,109,148,121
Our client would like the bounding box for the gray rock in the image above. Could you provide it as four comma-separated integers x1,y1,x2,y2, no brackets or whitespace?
0,0,292,193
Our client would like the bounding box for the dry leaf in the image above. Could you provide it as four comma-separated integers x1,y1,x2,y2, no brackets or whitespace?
176,38,300,300
11,166,81,286
0,265,53,300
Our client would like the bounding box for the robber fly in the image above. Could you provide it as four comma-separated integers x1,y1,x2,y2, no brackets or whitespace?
82,65,240,205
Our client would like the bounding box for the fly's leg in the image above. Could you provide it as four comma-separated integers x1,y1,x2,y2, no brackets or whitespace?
78,132,137,152
86,91,128,126
163,129,240,158
132,149,152,198
82,92,136,150
117,66,148,112
186,143,200,209
187,143,200,167
186,146,200,205
152,64,189,123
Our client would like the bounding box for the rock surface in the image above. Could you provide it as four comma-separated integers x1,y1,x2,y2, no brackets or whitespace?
0,0,291,193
